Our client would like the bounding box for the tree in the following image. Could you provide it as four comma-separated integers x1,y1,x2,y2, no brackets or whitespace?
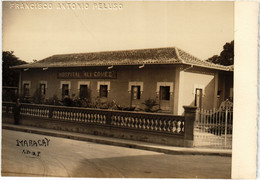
206,41,234,66
2,51,27,87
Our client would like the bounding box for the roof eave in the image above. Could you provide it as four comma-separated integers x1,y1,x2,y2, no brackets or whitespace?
10,65,27,69
181,62,232,71
10,62,232,71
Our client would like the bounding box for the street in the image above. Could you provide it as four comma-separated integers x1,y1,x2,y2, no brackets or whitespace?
1,129,231,178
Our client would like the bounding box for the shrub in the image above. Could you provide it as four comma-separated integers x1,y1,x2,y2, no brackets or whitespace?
93,97,115,109
32,88,44,104
114,104,136,111
45,94,61,105
62,96,74,107
2,88,17,102
71,97,92,108
142,98,160,112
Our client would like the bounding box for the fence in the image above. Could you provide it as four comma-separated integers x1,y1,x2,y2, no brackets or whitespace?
194,108,233,149
3,102,185,134
3,102,196,147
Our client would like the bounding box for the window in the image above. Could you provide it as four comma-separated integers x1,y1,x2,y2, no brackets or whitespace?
39,81,47,96
156,82,173,95
131,86,141,100
23,83,30,96
97,81,110,97
62,84,69,98
79,85,88,99
100,85,108,97
195,88,202,108
22,81,31,96
160,86,170,100
78,81,90,99
128,82,143,96
60,81,71,99
40,84,46,96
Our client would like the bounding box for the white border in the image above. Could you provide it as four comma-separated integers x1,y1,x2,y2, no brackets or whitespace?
156,82,174,95
128,81,144,93
232,2,258,179
60,81,71,89
97,81,111,92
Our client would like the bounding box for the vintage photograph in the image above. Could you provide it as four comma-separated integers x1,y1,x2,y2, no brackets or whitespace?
2,1,235,178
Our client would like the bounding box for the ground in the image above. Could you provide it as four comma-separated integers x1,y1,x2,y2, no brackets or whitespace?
1,129,231,178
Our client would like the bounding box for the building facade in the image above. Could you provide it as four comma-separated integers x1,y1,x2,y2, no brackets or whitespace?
13,47,233,115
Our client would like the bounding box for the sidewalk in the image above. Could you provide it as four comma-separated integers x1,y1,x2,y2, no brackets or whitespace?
2,123,232,157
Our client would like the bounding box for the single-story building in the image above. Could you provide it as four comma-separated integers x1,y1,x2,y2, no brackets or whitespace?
12,47,233,115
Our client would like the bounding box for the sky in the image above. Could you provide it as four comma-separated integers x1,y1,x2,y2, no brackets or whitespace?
3,1,234,63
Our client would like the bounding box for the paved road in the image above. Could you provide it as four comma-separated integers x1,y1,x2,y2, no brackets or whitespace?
2,129,231,178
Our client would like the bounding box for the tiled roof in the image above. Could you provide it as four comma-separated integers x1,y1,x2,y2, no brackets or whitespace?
176,48,232,71
12,47,232,71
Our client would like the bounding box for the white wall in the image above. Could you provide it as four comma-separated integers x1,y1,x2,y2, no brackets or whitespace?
177,69,216,115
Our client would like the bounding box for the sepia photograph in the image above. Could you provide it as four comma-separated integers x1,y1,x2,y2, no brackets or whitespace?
1,1,257,179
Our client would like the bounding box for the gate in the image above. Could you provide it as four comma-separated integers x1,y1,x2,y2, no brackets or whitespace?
194,100,233,149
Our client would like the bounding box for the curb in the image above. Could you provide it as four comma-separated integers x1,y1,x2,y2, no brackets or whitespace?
2,124,232,157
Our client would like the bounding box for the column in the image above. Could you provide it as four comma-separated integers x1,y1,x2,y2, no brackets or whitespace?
183,106,197,147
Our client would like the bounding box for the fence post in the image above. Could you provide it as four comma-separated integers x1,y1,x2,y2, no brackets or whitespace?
106,111,112,125
183,106,197,147
49,107,54,118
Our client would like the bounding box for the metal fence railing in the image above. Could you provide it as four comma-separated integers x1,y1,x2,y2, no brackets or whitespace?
194,108,233,149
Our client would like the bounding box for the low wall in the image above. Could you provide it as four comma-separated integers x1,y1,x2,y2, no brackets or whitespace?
3,114,184,146
2,102,196,147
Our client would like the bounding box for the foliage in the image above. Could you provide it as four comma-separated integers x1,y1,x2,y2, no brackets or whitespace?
62,96,74,107
93,97,115,109
116,106,136,111
2,51,27,87
51,96,93,108
2,88,18,102
60,96,116,109
114,104,136,111
206,41,234,66
32,88,45,104
70,97,92,108
19,94,31,103
45,95,61,106
80,98,92,108
142,98,160,112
